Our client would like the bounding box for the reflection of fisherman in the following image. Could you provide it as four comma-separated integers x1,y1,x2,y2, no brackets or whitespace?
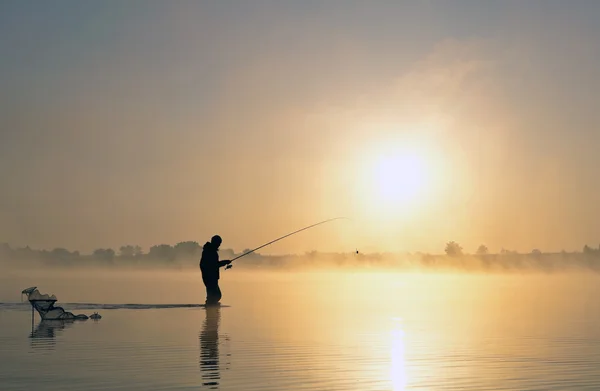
200,306,221,389
200,235,232,305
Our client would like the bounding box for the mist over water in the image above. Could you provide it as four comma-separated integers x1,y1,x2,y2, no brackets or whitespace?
2,263,600,390
3,246,600,276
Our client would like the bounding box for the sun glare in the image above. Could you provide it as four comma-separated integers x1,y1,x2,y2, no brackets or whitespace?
349,129,445,238
360,148,431,222
373,153,426,204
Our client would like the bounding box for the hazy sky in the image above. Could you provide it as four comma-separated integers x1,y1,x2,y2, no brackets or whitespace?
1,1,600,255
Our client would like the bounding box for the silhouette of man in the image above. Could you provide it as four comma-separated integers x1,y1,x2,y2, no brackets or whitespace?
200,235,231,305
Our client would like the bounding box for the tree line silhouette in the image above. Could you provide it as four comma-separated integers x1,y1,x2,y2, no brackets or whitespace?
1,240,600,272
0,241,235,266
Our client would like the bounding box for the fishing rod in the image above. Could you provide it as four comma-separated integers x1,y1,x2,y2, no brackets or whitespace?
225,217,351,270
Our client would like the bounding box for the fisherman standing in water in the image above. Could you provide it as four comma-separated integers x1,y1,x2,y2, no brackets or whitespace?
200,235,232,306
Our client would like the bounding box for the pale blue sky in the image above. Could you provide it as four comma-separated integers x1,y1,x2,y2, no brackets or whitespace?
1,1,599,254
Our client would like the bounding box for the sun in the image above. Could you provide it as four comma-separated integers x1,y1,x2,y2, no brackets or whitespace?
372,152,427,204
354,143,435,224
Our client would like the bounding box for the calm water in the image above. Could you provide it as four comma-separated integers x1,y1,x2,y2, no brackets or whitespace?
1,268,600,390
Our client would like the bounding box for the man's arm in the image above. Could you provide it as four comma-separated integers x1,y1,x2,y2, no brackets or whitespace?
218,260,232,267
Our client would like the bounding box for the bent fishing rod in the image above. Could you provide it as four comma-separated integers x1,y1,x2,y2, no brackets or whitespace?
224,217,350,270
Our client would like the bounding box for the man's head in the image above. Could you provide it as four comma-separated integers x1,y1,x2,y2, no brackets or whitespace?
211,235,222,249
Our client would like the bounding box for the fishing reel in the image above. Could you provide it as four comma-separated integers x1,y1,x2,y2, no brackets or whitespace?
225,263,233,270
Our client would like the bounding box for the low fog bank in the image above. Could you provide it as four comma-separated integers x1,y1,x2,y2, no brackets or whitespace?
2,241,600,274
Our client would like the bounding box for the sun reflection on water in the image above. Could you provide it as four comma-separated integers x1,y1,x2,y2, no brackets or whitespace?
390,318,408,390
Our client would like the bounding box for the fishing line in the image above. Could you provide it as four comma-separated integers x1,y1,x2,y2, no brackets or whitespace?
225,217,352,269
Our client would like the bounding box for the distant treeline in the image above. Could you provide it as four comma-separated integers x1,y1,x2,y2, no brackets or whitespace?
2,241,600,273
0,241,231,267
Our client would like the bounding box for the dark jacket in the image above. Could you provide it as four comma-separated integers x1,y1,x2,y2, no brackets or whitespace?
200,242,228,281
